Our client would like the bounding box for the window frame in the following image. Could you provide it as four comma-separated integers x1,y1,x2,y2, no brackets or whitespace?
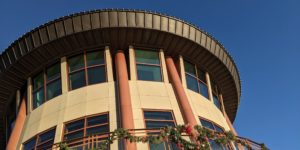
143,109,177,150
199,117,225,133
62,112,110,148
199,117,232,150
210,79,223,111
184,60,209,99
67,50,107,91
32,62,62,110
134,49,163,82
23,127,56,150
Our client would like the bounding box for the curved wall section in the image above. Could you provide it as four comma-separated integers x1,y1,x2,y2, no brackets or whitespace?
17,83,118,149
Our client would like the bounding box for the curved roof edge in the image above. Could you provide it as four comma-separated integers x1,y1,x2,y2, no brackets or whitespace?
0,8,241,121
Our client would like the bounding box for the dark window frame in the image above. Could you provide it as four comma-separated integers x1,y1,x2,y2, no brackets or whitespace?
199,117,224,133
32,62,62,109
135,49,163,82
67,50,107,91
199,117,231,150
62,112,110,148
23,127,56,150
143,109,177,150
184,60,209,99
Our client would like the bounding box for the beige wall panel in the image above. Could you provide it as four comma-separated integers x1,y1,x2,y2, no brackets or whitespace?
19,83,114,148
136,81,169,97
186,90,230,131
140,96,172,109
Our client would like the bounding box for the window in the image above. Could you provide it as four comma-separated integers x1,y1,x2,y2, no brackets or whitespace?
199,118,231,150
63,113,109,149
23,127,56,150
213,94,222,110
32,63,62,109
144,110,178,150
199,118,224,133
68,51,106,90
135,50,162,82
184,61,209,99
210,79,222,111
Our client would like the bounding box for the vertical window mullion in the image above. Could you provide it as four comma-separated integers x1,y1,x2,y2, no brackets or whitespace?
84,52,88,86
44,70,47,102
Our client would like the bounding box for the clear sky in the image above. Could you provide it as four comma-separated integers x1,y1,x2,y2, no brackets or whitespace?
1,0,299,149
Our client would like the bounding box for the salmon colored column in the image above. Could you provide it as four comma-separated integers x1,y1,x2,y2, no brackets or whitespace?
115,50,137,150
6,97,26,150
165,57,198,127
225,113,238,136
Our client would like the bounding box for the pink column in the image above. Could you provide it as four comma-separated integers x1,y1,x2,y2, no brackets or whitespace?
115,50,137,150
6,97,26,150
225,113,238,136
165,57,198,127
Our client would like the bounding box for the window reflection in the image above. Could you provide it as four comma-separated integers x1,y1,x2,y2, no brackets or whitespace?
135,50,162,82
184,61,209,99
68,51,106,90
32,63,61,109
144,110,178,150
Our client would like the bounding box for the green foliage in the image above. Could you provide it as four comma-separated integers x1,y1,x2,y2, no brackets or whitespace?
58,124,268,150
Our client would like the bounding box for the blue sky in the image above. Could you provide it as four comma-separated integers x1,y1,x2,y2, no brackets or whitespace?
1,0,299,149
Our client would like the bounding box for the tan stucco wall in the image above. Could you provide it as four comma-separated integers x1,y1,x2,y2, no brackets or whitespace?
17,82,118,149
186,89,230,131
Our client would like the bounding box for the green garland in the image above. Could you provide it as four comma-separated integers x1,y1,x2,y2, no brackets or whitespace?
59,125,268,150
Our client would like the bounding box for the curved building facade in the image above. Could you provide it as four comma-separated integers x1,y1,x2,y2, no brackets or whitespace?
0,9,246,149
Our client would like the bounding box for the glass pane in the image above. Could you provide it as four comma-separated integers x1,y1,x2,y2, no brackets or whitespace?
87,67,106,85
200,119,215,130
65,119,84,133
199,82,209,99
68,54,84,72
87,51,104,66
197,69,206,83
137,65,162,81
234,143,240,150
47,79,62,100
33,88,44,109
150,143,166,150
47,63,60,81
33,72,44,90
146,121,175,128
135,50,160,64
184,61,196,75
214,125,224,133
87,114,108,126
209,140,223,150
86,125,109,136
144,111,173,120
186,74,199,92
64,131,84,141
36,140,53,150
69,71,86,90
213,94,221,110
38,129,55,144
23,137,37,150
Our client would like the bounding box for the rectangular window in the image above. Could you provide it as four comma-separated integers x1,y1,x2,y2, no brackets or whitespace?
135,50,162,82
32,62,62,109
68,51,106,90
199,118,224,132
213,94,222,110
184,61,209,99
199,118,230,150
23,127,56,150
63,113,109,149
144,110,178,150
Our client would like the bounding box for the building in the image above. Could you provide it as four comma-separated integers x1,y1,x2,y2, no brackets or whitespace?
0,9,262,149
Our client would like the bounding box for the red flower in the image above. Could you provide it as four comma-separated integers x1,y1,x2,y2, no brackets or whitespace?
176,142,183,148
186,124,193,135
